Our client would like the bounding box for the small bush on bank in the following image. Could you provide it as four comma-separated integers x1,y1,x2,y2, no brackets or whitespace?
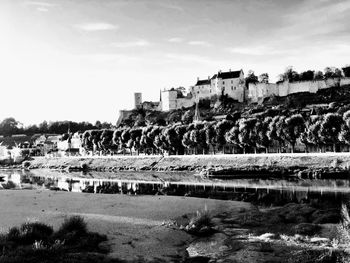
185,206,214,236
8,222,54,245
22,161,31,169
57,216,87,236
0,216,110,263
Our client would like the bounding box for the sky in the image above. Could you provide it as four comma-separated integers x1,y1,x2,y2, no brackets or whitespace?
1,0,350,125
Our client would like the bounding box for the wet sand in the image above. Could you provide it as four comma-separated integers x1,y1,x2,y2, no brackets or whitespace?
0,190,252,261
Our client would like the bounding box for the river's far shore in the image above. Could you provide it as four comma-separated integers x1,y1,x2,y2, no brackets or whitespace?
24,152,350,178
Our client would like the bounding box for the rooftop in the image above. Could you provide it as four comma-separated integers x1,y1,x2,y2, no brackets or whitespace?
212,70,242,80
195,79,211,86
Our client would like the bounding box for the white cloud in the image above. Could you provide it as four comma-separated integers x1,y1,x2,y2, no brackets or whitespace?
24,1,57,7
165,53,225,66
110,40,150,48
36,7,49,12
158,3,184,12
74,22,118,31
188,41,211,47
79,53,139,63
228,46,282,56
24,1,57,12
168,37,184,43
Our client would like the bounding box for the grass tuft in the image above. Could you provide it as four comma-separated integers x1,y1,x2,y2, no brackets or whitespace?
185,206,214,236
57,216,87,236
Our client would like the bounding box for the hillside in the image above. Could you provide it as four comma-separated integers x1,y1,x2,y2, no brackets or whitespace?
118,84,350,127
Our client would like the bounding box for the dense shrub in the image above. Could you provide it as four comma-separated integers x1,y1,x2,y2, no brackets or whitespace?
185,208,214,236
58,216,87,235
0,216,109,263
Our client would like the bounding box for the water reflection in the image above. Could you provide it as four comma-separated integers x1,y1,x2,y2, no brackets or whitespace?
0,169,349,206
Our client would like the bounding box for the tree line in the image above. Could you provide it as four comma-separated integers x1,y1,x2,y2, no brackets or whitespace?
0,118,113,137
245,65,350,85
80,103,350,155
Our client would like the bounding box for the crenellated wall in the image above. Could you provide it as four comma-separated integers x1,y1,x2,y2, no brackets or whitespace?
248,77,350,104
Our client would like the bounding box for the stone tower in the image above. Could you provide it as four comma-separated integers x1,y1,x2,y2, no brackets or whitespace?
134,92,142,109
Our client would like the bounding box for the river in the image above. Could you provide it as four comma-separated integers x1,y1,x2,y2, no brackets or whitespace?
1,168,349,207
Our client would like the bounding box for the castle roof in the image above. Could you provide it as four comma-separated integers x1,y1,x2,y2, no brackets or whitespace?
195,79,211,86
212,70,242,80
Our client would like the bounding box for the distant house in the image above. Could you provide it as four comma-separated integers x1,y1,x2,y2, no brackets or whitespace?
34,134,61,155
57,133,82,156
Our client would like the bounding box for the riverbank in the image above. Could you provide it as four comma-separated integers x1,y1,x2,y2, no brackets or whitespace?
0,190,346,262
26,153,350,178
0,190,251,262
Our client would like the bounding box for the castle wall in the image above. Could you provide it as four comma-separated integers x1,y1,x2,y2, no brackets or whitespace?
223,83,245,102
248,83,278,103
116,110,134,126
176,98,195,109
341,77,350,86
249,77,350,104
191,84,213,100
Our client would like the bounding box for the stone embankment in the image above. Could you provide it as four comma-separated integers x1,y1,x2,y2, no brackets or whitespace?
25,153,350,178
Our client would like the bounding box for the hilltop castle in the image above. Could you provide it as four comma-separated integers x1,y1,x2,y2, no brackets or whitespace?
117,67,350,124
131,69,246,112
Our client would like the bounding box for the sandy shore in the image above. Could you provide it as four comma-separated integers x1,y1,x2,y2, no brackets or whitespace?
0,190,251,261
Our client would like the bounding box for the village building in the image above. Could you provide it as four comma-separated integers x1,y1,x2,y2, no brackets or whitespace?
57,133,82,156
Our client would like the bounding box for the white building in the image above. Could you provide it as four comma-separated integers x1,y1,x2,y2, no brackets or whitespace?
191,69,246,102
160,88,194,111
190,77,213,100
211,69,246,102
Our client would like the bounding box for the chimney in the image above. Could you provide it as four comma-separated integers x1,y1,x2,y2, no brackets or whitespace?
208,76,210,80
197,77,199,81
229,68,231,72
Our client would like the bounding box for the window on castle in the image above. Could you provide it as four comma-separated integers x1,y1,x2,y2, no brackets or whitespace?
223,81,225,84
231,87,233,90
231,80,233,84
234,87,236,90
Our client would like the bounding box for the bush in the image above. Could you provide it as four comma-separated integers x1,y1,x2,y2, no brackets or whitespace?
0,217,110,263
22,161,31,169
7,222,53,245
80,163,89,171
185,207,214,236
57,216,87,236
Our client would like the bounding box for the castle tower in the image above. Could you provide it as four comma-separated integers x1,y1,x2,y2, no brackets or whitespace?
134,92,142,109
